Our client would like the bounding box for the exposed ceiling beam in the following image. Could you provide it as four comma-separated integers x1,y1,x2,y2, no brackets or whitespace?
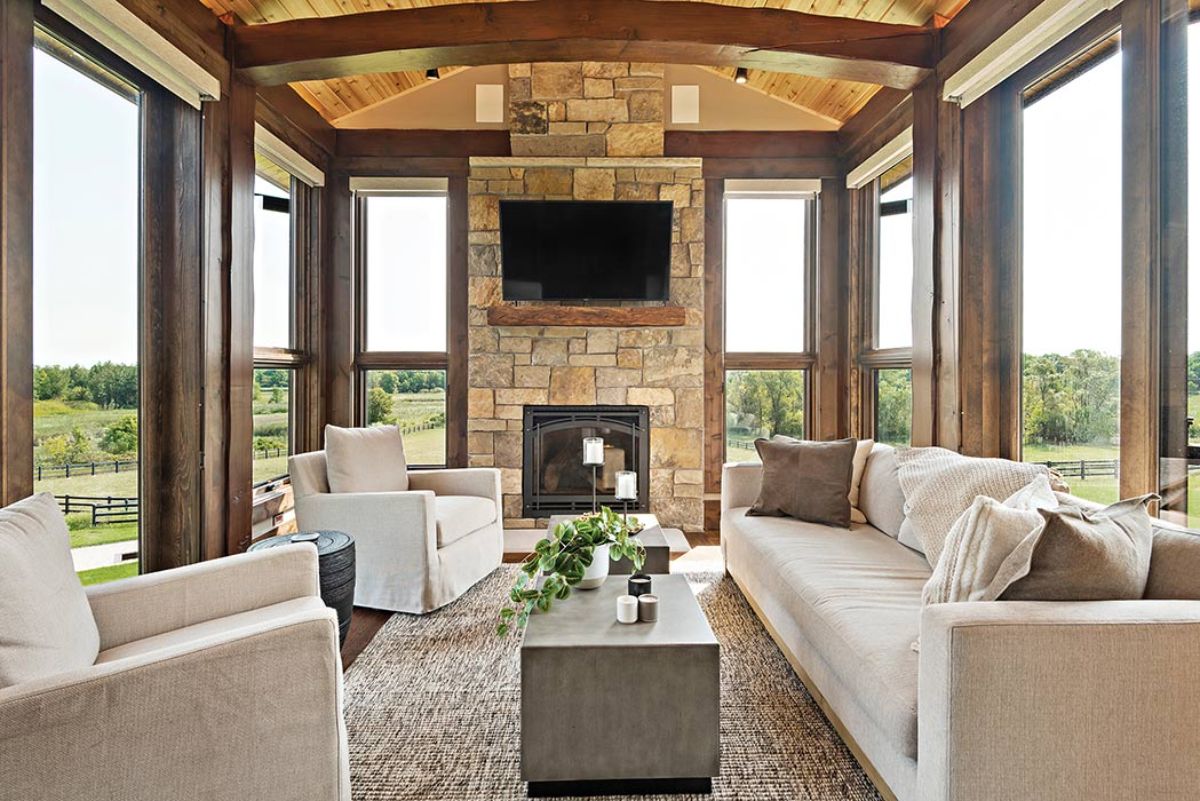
232,0,938,91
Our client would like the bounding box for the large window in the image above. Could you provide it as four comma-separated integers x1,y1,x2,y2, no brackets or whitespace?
1021,39,1122,505
33,33,141,585
859,156,914,445
252,155,299,486
723,189,813,460
357,188,451,466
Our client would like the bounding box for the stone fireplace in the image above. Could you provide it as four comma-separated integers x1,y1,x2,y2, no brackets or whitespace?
522,405,651,517
465,61,705,533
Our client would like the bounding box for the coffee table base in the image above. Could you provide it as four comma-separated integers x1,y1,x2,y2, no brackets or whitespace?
528,778,712,797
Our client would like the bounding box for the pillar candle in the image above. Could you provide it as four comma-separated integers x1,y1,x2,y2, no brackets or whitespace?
615,470,638,501
638,594,659,623
616,594,639,624
583,436,605,466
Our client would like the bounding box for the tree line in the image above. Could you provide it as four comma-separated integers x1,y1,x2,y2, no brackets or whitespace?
35,362,137,408
1023,349,1119,447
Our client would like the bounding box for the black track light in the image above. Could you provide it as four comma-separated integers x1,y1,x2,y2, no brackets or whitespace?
734,67,749,85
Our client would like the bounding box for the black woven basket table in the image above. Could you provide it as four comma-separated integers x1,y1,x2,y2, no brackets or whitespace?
250,530,355,646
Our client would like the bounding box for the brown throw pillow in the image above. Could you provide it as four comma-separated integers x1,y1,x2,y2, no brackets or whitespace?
1001,494,1156,601
748,438,857,528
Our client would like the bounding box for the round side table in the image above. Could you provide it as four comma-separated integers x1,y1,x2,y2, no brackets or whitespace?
250,530,355,646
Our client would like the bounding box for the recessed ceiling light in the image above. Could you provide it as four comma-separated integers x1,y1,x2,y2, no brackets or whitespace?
426,68,440,80
734,67,749,85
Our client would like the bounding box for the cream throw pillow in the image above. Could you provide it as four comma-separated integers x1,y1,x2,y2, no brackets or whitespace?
923,476,1057,605
325,424,409,493
0,493,100,689
895,447,1050,567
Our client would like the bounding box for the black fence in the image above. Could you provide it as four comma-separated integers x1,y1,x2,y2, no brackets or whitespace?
36,459,137,481
56,494,139,526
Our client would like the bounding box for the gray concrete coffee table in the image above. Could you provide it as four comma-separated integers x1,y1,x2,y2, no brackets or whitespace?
520,574,720,796
547,513,671,574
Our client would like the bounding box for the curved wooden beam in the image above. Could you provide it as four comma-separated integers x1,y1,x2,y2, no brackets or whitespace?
233,0,937,90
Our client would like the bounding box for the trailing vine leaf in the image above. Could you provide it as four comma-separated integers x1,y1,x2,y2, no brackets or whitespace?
496,506,647,637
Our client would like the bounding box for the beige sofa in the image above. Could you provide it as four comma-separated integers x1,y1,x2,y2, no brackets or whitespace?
721,444,1200,801
0,544,349,801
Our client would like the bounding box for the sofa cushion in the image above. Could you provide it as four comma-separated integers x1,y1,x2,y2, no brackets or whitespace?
849,438,874,524
858,444,906,539
724,508,929,759
750,437,856,528
1145,524,1200,599
0,493,100,689
324,424,409,494
434,496,497,548
95,597,326,664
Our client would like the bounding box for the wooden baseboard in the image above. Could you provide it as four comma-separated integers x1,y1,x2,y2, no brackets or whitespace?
730,573,901,801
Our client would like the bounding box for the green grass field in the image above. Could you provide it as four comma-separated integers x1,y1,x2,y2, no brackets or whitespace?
67,520,138,549
77,561,138,586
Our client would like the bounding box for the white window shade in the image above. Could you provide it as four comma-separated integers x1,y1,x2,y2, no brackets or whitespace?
846,127,913,190
255,124,325,188
943,0,1123,108
724,178,822,197
350,177,450,194
43,0,220,109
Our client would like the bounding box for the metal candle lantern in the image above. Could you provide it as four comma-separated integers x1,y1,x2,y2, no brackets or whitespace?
615,470,638,525
582,437,604,513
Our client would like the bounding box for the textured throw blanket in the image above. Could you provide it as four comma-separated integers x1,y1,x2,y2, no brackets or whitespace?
895,447,1050,567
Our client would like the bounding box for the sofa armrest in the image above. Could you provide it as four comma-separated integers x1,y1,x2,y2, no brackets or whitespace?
0,599,347,801
918,600,1200,801
721,462,762,511
85,544,320,651
408,467,502,506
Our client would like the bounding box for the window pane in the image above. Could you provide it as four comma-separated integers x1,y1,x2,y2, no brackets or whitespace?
1183,23,1200,527
724,370,806,462
253,368,292,484
874,368,912,446
33,42,141,585
877,159,913,349
1022,46,1122,506
253,159,292,349
364,195,447,352
365,370,447,466
725,198,807,352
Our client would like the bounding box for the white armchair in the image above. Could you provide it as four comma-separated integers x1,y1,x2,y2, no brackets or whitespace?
289,451,503,614
0,544,350,801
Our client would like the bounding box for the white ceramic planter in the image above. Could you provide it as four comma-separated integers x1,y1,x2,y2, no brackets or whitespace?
577,544,611,590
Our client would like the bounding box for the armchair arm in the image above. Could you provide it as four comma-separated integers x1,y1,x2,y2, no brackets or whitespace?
85,543,320,651
0,601,347,801
918,600,1200,801
721,462,762,511
408,467,502,506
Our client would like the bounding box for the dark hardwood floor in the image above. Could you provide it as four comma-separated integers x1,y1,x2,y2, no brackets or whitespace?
339,530,721,670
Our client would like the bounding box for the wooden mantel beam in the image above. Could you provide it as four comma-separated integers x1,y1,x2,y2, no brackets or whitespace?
232,0,937,90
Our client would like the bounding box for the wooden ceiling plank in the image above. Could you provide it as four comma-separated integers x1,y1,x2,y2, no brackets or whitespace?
232,0,938,89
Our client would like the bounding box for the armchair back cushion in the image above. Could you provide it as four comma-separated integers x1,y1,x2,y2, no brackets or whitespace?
324,424,409,493
0,492,100,688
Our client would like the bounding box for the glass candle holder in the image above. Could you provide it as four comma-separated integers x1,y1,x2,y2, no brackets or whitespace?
582,436,604,466
615,470,638,501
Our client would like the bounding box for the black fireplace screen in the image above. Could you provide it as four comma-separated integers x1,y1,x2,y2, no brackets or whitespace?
522,405,651,517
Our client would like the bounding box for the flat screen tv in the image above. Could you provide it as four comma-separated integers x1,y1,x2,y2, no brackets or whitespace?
500,200,673,301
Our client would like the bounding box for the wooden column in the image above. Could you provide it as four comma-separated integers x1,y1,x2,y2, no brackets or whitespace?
957,83,1022,459
814,176,848,440
322,170,355,432
1121,0,1189,501
140,88,205,571
447,175,469,467
0,0,34,506
912,77,963,450
702,177,724,533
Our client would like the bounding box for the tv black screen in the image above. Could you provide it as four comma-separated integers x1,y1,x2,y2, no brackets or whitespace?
500,200,673,301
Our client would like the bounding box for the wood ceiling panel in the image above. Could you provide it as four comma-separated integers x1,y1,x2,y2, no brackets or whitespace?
199,0,968,125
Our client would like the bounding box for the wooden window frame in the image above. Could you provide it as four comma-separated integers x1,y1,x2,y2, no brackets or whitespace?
353,190,453,468
721,193,818,458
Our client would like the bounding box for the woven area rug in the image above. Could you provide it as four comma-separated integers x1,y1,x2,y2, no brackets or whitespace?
343,565,884,801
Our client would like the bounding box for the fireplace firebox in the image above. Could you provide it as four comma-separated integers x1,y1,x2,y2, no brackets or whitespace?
522,405,650,517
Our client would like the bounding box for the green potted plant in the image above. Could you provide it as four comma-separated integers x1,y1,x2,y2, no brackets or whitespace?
497,506,646,637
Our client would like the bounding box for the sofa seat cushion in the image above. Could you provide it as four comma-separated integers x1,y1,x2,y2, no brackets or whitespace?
434,496,498,548
95,597,327,664
725,508,930,759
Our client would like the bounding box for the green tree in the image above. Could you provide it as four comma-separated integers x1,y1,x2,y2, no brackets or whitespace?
1022,349,1119,447
727,370,805,439
34,366,68,400
875,369,912,445
87,362,138,408
42,427,93,466
367,387,395,425
378,372,397,394
99,415,138,456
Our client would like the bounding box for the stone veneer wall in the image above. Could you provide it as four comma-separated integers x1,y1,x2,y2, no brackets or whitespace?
466,156,706,532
